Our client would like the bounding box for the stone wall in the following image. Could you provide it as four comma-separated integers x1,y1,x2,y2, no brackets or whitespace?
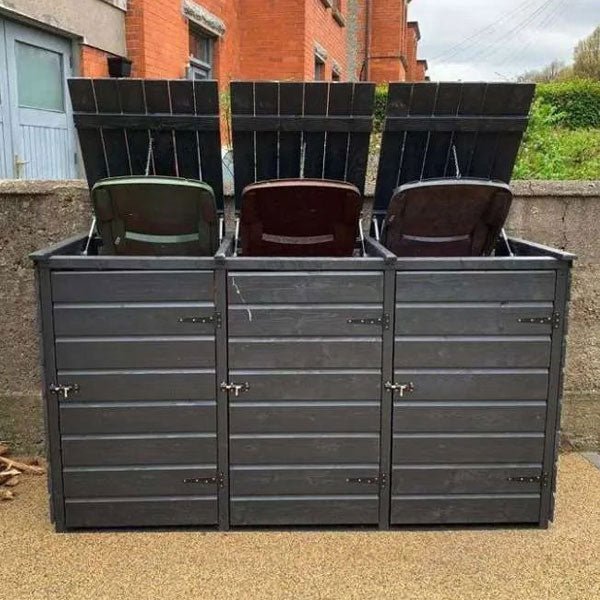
0,180,598,453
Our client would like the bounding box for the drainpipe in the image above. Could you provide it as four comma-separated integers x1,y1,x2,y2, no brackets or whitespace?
364,0,371,81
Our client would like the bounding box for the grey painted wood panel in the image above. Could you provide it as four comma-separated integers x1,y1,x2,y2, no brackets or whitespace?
52,271,214,302
228,371,381,401
393,370,548,400
56,338,216,370
230,435,380,464
390,495,540,524
229,402,380,433
396,271,556,302
63,466,218,497
230,338,382,369
62,434,217,466
392,466,543,494
230,497,379,526
60,402,216,434
228,272,384,304
393,403,546,433
230,467,380,495
65,497,218,528
229,306,385,336
57,370,215,401
54,303,216,336
393,434,545,463
394,337,551,369
395,303,554,335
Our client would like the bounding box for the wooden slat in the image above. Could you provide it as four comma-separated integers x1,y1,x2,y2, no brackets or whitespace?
392,466,543,494
53,304,217,336
62,434,217,466
51,271,214,302
231,115,373,133
346,83,375,192
228,272,384,304
229,402,380,433
392,403,547,433
324,83,353,181
231,435,380,464
385,116,528,133
229,306,385,336
395,303,555,335
231,81,255,206
231,467,380,495
56,338,216,370
278,82,304,179
390,495,540,524
394,337,551,369
393,434,544,463
231,497,379,526
93,79,130,177
398,84,437,184
394,369,548,401
60,402,216,434
229,338,381,369
194,81,223,202
254,82,279,181
65,497,218,528
303,82,328,178
422,82,462,179
116,79,150,176
68,79,107,186
373,83,413,212
64,466,218,497
144,80,175,175
57,371,215,402
170,80,201,180
491,84,536,181
229,371,381,401
395,271,556,302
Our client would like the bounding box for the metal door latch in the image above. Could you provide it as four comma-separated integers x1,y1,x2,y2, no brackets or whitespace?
220,381,250,397
384,381,415,397
179,312,222,327
49,383,79,399
347,314,390,330
346,474,387,487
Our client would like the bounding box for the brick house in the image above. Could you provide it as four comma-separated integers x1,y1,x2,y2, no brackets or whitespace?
0,0,425,179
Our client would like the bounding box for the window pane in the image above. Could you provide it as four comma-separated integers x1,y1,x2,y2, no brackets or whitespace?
190,30,211,64
16,42,64,112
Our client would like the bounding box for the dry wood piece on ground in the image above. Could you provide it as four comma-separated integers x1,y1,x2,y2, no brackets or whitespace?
0,455,45,475
0,489,15,501
0,445,46,501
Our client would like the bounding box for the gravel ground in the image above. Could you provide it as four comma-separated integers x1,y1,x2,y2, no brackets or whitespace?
1,453,599,600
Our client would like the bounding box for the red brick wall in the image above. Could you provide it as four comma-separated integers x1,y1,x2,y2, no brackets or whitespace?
304,0,348,80
80,45,112,78
365,0,408,83
405,22,419,81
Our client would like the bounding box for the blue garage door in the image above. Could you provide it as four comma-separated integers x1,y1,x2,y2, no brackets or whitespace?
0,18,76,179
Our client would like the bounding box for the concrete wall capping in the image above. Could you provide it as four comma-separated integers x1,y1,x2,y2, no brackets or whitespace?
320,0,334,7
183,0,226,37
333,7,346,27
100,0,127,11
314,41,328,61
332,59,341,74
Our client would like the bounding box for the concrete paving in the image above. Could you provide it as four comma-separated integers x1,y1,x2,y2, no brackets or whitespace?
1,453,599,600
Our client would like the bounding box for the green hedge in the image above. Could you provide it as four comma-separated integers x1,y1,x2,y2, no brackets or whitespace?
372,79,600,132
536,79,600,129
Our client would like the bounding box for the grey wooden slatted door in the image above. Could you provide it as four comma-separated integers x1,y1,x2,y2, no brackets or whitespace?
3,19,76,179
51,270,220,528
0,19,11,178
390,270,556,525
227,271,385,526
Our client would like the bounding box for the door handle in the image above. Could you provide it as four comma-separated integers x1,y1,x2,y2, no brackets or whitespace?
220,382,250,397
384,381,415,397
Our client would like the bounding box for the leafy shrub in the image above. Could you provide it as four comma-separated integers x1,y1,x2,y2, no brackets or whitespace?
536,80,600,129
373,84,388,133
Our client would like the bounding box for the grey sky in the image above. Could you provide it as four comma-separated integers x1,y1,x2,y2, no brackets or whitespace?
410,0,599,80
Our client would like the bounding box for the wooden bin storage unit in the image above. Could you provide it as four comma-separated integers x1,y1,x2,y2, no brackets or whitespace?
31,80,573,531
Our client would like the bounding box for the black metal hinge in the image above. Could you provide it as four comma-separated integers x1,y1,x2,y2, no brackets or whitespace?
518,313,560,329
49,383,79,399
179,312,222,328
347,314,390,330
183,472,225,488
346,473,387,488
507,473,549,487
